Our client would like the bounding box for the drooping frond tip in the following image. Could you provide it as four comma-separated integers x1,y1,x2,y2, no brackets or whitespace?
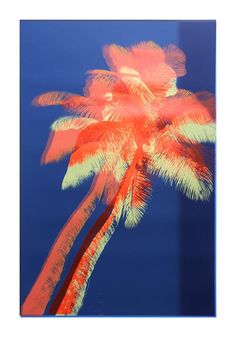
32,92,70,106
123,169,152,228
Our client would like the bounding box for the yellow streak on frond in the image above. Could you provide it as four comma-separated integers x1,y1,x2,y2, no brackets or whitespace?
123,189,148,228
148,155,213,201
178,123,216,143
119,66,155,104
33,91,71,106
62,153,105,190
102,103,121,121
120,66,140,76
143,138,156,156
166,78,177,97
62,151,124,190
113,158,128,182
100,151,127,175
122,170,151,228
104,92,113,101
51,117,97,132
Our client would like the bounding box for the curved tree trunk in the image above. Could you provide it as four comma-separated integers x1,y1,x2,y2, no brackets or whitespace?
53,149,142,315
21,175,104,316
56,203,118,315
49,202,114,314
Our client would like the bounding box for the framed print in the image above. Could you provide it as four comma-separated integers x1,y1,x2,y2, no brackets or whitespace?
20,20,216,317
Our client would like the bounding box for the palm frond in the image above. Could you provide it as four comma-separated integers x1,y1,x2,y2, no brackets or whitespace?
41,117,96,164
144,134,213,201
101,156,129,205
178,122,216,143
147,152,213,201
164,44,186,77
74,121,132,149
123,169,152,228
32,91,82,108
103,42,180,102
62,151,105,190
61,120,134,190
158,90,215,126
51,116,96,131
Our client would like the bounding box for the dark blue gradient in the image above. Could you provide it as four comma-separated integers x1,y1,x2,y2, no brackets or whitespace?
20,20,215,316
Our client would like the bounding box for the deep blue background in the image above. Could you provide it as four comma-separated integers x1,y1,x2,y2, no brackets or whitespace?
20,20,215,316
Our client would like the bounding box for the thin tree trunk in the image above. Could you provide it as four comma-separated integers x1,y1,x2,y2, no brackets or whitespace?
56,203,117,315
21,176,104,316
49,202,114,314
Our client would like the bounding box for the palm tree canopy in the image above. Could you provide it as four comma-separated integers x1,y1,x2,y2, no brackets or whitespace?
34,41,215,229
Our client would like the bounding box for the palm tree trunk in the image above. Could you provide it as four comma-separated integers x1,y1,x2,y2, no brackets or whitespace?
21,175,104,316
53,149,142,315
49,201,114,315
56,209,117,315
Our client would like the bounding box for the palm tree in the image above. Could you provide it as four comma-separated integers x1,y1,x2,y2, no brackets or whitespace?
22,73,135,316
51,92,215,315
22,41,215,316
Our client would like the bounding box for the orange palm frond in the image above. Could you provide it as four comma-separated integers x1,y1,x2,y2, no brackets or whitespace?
73,121,133,148
164,44,186,77
33,91,82,108
158,90,215,125
102,41,184,100
41,117,97,164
